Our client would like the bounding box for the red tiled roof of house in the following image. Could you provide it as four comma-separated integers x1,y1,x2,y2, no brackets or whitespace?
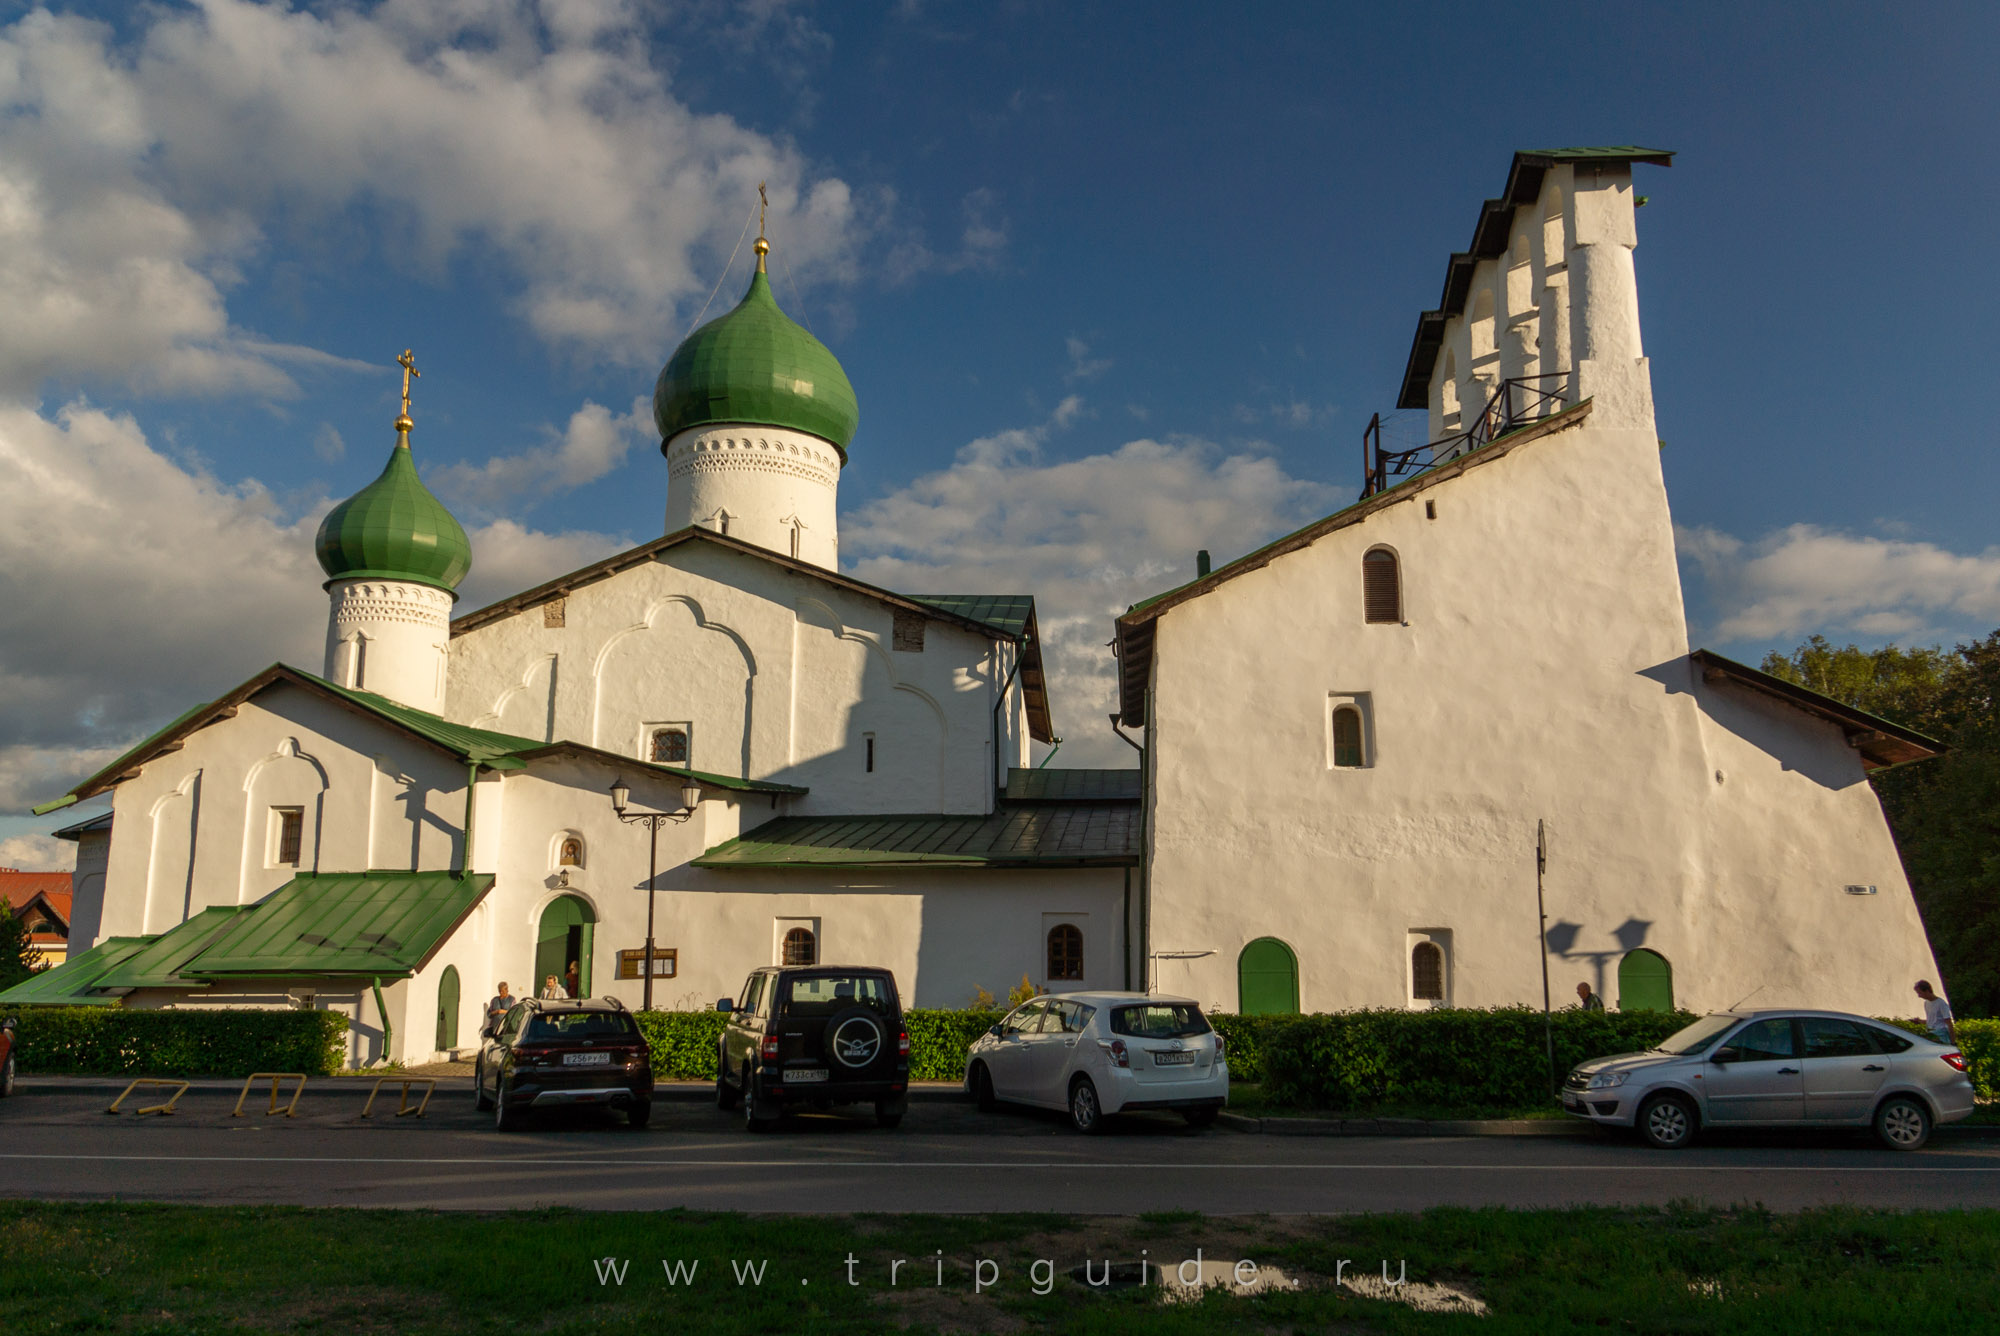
3,871,73,936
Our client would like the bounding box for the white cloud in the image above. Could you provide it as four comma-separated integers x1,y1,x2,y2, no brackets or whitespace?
844,415,1341,766
1678,522,2000,644
1064,336,1112,383
312,422,345,463
0,1,864,398
0,832,75,872
0,399,629,813
433,396,653,514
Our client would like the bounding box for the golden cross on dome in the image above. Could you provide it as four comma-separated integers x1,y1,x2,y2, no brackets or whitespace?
397,349,420,421
758,182,769,240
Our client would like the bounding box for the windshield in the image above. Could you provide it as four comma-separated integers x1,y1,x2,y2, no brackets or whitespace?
1110,1003,1211,1039
1653,1014,1740,1055
782,973,895,1018
523,1011,639,1043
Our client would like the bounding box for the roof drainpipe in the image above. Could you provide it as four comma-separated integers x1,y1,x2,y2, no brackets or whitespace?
456,762,478,879
990,640,1024,804
1109,713,1147,991
371,976,392,1068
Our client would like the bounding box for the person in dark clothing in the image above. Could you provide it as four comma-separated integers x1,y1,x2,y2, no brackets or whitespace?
565,960,581,999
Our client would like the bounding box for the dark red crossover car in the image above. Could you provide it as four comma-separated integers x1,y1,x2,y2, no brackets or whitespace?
0,1016,16,1098
474,997,653,1130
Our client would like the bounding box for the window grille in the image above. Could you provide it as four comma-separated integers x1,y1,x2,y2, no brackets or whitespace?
1047,924,1084,981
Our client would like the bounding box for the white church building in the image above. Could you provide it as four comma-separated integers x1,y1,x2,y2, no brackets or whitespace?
9,147,1944,1056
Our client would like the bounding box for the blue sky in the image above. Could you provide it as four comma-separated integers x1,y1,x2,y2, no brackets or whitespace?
3,1,1996,862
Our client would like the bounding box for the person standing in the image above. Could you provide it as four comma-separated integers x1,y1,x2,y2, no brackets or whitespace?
1576,981,1605,1012
1915,980,1956,1044
485,982,512,1031
565,960,581,999
540,973,564,999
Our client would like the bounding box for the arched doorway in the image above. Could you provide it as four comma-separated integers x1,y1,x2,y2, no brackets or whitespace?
535,895,595,998
1617,949,1673,1012
1238,938,1299,1015
434,965,460,1051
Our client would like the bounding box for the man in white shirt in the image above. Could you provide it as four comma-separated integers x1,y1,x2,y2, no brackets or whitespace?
1915,980,1955,1045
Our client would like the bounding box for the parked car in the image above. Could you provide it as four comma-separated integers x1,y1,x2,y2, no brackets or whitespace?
715,966,910,1131
474,996,653,1130
964,992,1228,1134
1565,1008,1976,1150
0,1016,15,1098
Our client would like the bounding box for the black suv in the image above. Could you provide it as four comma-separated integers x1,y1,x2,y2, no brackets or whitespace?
474,997,653,1130
716,967,909,1131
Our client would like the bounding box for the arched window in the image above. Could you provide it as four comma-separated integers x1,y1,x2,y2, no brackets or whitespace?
782,927,817,967
558,837,584,868
1047,924,1083,982
1363,549,1401,624
1331,707,1365,769
651,727,689,765
1411,942,1444,1001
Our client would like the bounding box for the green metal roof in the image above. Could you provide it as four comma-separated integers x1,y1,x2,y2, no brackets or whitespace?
653,268,859,451
0,936,152,1007
92,907,247,990
315,440,472,593
300,672,546,765
1003,768,1141,803
186,872,495,979
908,595,1037,638
693,804,1140,870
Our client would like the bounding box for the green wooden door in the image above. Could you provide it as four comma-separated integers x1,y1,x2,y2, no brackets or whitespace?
1238,938,1300,1015
535,895,595,997
434,965,460,1051
1617,949,1674,1012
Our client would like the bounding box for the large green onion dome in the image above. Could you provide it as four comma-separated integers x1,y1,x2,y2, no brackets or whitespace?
315,437,472,596
652,252,859,454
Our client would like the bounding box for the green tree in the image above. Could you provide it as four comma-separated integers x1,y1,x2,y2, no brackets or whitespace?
1763,633,2000,1016
0,902,43,990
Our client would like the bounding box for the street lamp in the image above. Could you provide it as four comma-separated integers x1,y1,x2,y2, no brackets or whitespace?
610,774,704,1010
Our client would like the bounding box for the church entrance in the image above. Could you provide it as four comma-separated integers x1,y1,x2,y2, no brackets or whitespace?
535,895,595,998
1617,948,1674,1012
435,965,460,1051
1238,937,1300,1015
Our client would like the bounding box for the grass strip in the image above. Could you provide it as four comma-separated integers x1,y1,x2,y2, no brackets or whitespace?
4,1201,1999,1334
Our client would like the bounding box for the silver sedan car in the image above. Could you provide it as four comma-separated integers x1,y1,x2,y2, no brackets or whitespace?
1565,1008,1976,1150
964,992,1229,1133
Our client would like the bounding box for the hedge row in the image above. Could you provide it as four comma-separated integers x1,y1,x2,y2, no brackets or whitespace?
633,1008,1009,1081
7,1006,350,1077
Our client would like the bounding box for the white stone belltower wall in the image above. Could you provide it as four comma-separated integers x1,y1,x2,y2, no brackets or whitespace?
662,423,843,570
323,579,453,713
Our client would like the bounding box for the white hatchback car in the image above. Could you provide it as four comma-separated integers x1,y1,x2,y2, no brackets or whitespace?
963,992,1228,1133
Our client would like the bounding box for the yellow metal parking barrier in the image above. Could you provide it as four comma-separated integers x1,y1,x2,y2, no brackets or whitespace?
360,1075,437,1119
232,1072,307,1118
105,1078,191,1116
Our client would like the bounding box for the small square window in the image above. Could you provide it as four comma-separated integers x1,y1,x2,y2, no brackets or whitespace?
648,724,691,766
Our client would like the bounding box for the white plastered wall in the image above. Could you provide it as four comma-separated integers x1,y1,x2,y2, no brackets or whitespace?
662,424,843,570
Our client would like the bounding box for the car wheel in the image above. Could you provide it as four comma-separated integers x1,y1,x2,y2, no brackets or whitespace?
494,1077,518,1132
716,1068,741,1111
0,1053,13,1099
473,1058,493,1111
1875,1095,1932,1151
875,1099,905,1129
744,1070,776,1133
969,1062,996,1112
1069,1075,1105,1135
1637,1093,1696,1150
626,1099,652,1130
1182,1106,1219,1129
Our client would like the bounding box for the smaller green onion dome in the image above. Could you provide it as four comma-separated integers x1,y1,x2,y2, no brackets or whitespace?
315,440,472,595
653,266,858,452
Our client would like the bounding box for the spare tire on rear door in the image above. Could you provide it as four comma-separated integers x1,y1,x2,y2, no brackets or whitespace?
824,1006,890,1074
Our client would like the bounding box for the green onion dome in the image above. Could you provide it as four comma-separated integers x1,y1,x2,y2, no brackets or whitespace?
314,439,472,595
652,264,858,454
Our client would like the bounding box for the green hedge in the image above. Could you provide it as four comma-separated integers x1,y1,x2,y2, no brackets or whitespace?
1260,1007,1698,1110
6,1006,350,1077
1207,1013,1279,1083
633,1009,728,1079
905,1009,1002,1081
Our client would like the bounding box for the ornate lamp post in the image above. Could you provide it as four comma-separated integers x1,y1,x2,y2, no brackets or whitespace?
610,774,703,1010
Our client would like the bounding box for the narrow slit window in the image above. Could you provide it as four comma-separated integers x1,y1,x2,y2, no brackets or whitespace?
1047,924,1084,982
275,808,304,866
1331,706,1365,769
1363,549,1401,623
865,734,876,773
781,927,817,967
1411,942,1445,1001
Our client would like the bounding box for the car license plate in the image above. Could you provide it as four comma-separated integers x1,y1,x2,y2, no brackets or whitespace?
783,1068,829,1083
563,1051,611,1066
1152,1050,1195,1066
1563,1095,1582,1111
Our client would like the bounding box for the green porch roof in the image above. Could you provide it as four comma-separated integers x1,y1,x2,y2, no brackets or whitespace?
0,936,152,1007
1003,768,1141,802
186,872,495,979
908,595,1036,637
693,804,1140,870
92,907,248,990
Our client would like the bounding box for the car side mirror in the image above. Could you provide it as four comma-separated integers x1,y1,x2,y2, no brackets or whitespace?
988,1023,1003,1037
716,998,734,1014
1711,1046,1739,1065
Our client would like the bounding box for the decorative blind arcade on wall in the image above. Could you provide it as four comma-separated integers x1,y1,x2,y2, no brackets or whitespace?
1363,549,1401,624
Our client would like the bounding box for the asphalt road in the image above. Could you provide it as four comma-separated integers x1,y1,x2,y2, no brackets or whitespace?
5,1078,1998,1214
